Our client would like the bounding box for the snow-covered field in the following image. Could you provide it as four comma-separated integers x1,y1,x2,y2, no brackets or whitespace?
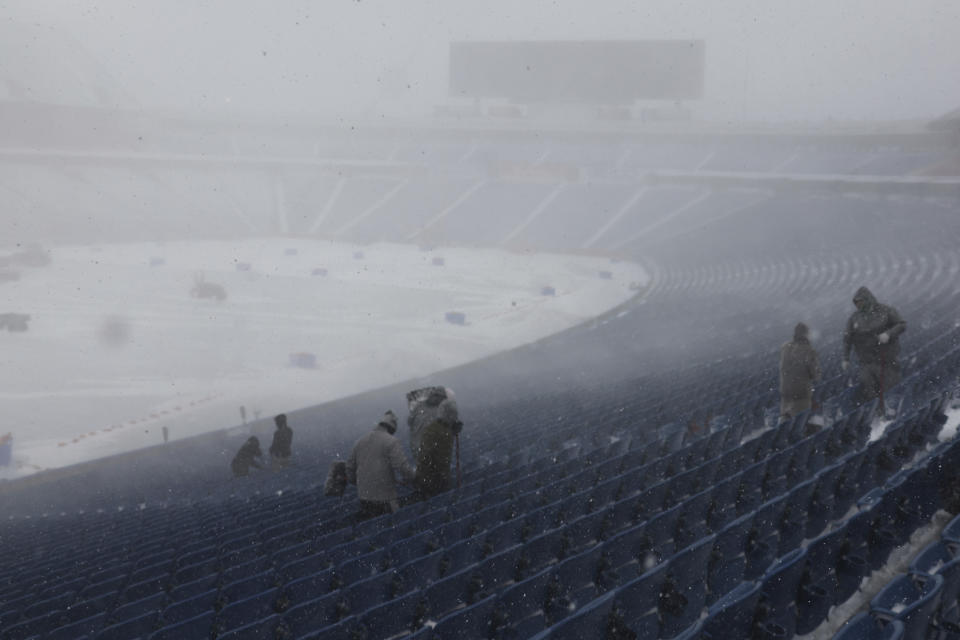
0,238,645,478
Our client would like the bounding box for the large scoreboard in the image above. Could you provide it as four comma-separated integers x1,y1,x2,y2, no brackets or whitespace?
450,40,704,103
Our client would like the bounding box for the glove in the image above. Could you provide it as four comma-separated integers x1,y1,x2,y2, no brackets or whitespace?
841,360,849,372
878,332,890,344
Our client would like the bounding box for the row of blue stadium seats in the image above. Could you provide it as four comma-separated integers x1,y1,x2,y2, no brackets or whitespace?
0,372,936,636
833,446,960,639
528,432,953,640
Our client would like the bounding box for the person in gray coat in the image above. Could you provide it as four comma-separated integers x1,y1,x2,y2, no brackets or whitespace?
779,322,821,421
346,410,416,521
842,286,907,415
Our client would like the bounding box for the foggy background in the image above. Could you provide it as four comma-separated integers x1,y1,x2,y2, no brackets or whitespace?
3,0,959,123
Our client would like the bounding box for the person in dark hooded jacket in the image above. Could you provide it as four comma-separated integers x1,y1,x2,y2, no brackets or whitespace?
269,413,293,468
842,286,907,413
779,322,821,420
231,436,264,477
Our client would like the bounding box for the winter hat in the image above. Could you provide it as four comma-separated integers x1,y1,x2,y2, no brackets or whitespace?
793,322,809,341
379,410,399,434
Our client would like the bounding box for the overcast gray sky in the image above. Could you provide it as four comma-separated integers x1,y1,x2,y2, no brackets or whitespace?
2,0,959,123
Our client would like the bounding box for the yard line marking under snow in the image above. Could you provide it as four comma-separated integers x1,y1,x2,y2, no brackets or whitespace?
307,176,346,235
583,187,647,249
501,185,566,246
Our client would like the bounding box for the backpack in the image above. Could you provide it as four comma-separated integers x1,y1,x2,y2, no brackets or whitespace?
324,460,348,497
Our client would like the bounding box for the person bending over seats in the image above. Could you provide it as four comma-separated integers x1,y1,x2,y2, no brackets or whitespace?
231,436,264,477
842,286,907,417
779,322,821,422
346,410,415,521
269,413,293,469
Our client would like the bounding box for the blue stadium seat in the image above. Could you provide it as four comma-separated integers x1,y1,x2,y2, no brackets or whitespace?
23,591,75,621
107,592,167,628
60,592,118,626
614,562,669,639
2,609,66,639
674,490,713,550
172,559,218,586
802,428,831,477
280,590,348,638
280,567,336,607
341,568,404,615
756,547,808,639
396,549,446,589
638,504,682,564
588,476,622,511
851,489,901,570
157,588,218,627
549,544,605,614
708,512,753,604
268,540,313,568
745,496,787,580
220,569,280,607
219,556,274,586
942,514,960,548
493,567,556,637
633,481,669,523
120,575,170,605
45,612,107,640
387,530,438,568
833,611,904,640
442,534,487,576
806,464,846,538
909,540,960,624
278,550,332,583
484,517,527,553
215,587,282,636
760,450,790,499
216,613,281,639
563,510,608,552
353,589,424,639
335,548,391,586
658,534,716,639
435,515,476,549
425,564,496,623
94,611,160,640
870,573,943,640
146,611,215,640
706,475,741,531
527,590,616,640
701,580,762,640
886,462,940,538
735,461,767,515
295,615,361,640
796,525,852,634
429,594,499,640
81,575,127,600
472,546,524,599
127,559,173,586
